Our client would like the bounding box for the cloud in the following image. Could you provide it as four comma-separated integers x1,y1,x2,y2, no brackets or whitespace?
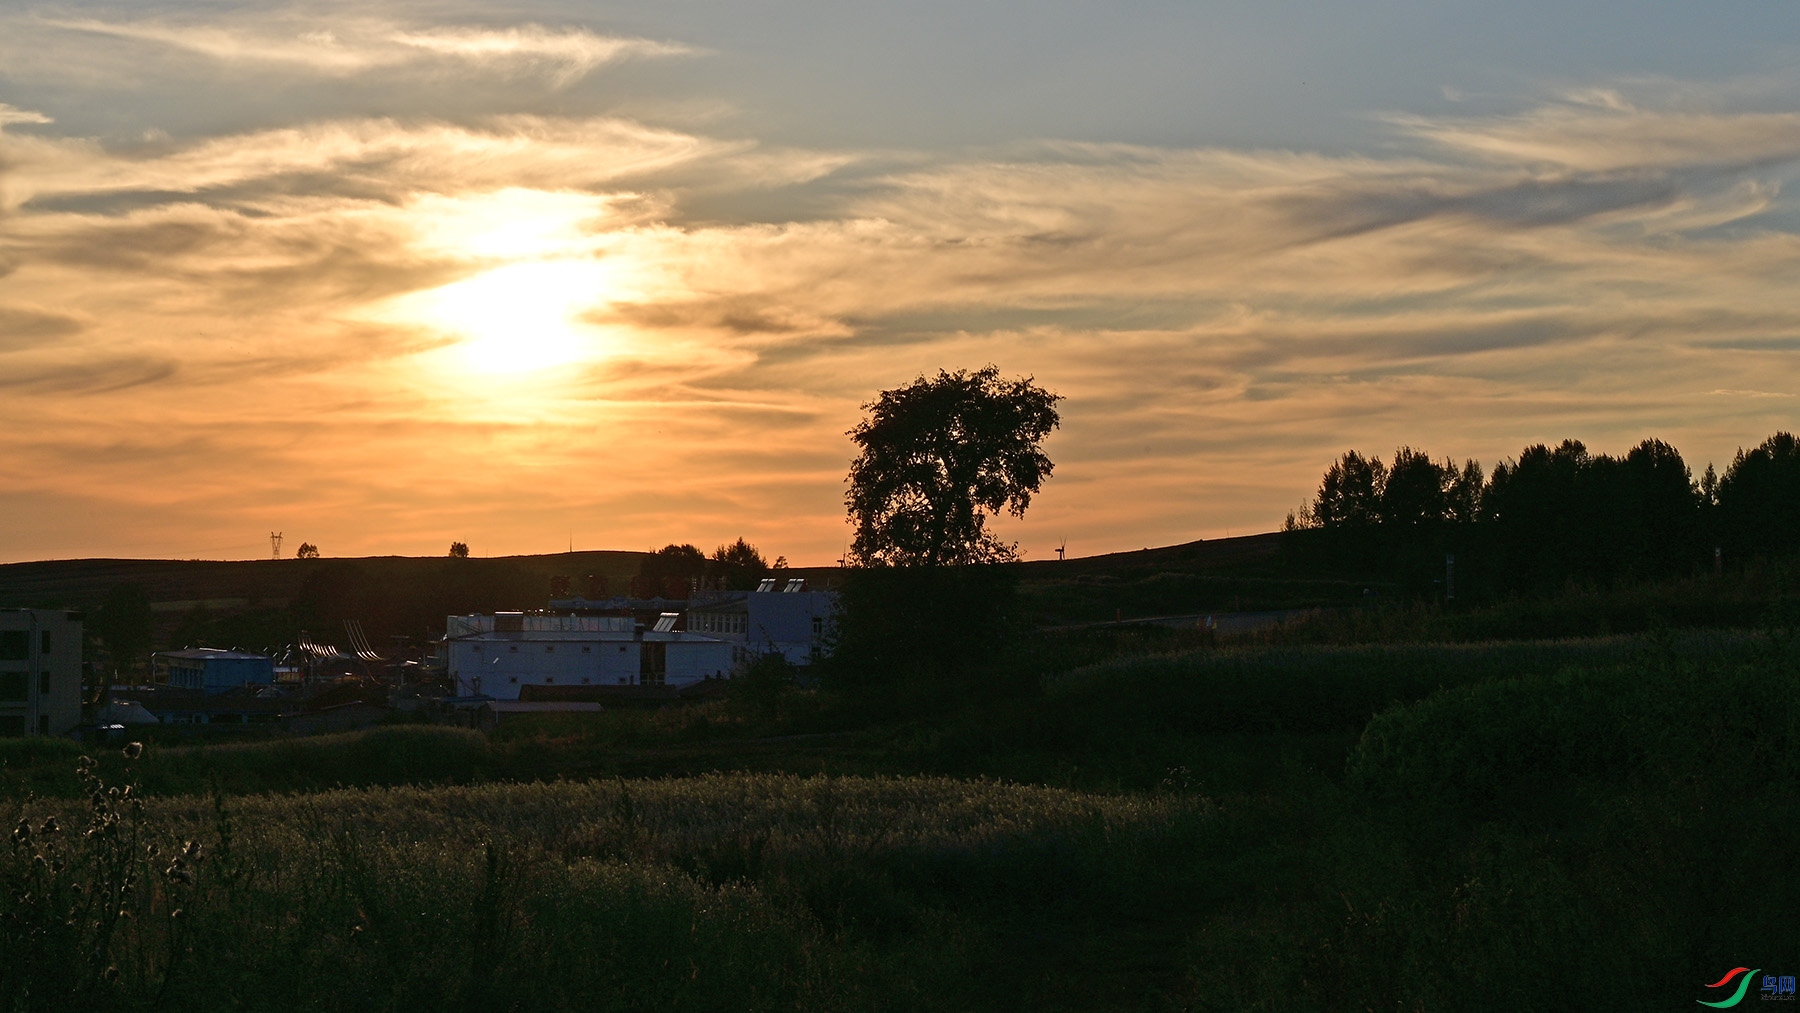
1394,101,1800,172
38,15,689,84
0,356,177,395
0,304,84,349
1,115,730,211
4,72,1800,560
0,104,52,128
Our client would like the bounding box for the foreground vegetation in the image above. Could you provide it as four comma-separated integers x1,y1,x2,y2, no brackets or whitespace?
4,613,1794,1011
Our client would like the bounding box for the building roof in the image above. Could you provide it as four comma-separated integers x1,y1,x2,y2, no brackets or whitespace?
155,648,272,661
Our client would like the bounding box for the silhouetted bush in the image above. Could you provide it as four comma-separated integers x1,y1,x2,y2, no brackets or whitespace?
817,564,1022,713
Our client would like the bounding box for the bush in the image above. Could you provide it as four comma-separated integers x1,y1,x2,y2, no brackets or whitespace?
1347,654,1800,818
818,565,1022,712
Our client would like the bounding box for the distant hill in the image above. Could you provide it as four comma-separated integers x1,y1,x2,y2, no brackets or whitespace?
0,532,1374,648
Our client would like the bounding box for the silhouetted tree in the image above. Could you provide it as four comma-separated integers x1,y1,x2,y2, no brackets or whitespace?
708,538,769,590
1307,451,1386,529
1616,439,1701,576
92,583,153,678
1446,459,1485,525
1484,440,1598,586
448,541,470,558
846,366,1060,566
1718,431,1800,559
633,543,707,597
296,543,320,559
1379,448,1451,528
1295,435,1709,595
827,367,1056,713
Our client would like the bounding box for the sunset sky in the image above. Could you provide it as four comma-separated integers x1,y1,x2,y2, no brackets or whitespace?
3,1,1799,564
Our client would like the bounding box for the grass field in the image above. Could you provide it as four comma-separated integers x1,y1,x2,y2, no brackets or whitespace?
4,624,1796,1010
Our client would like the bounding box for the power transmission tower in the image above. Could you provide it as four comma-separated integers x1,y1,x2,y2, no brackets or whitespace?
270,531,283,559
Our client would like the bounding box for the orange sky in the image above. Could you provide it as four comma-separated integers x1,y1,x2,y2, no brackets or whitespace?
3,5,1799,563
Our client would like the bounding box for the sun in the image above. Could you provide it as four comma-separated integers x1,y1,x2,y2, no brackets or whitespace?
411,259,611,375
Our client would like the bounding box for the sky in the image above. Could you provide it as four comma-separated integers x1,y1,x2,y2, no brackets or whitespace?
2,1,1799,564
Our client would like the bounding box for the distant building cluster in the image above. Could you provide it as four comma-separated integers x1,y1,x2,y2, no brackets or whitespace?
446,577,836,701
0,574,837,741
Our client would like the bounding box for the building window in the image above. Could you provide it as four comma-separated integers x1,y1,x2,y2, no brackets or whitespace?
37,716,48,735
581,646,591,654
581,677,590,684
471,645,482,654
39,632,50,654
0,715,23,736
509,646,518,653
39,672,49,696
812,617,824,636
618,646,627,653
509,677,518,684
0,632,26,662
546,677,555,684
0,672,26,702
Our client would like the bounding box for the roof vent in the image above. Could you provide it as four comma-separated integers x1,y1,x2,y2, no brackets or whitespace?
755,578,778,592
783,579,805,593
652,613,679,633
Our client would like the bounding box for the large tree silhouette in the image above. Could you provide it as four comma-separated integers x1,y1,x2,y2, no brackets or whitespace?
846,366,1060,567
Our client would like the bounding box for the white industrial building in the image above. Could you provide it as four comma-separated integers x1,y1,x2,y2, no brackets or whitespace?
445,613,732,699
0,609,83,737
685,578,836,667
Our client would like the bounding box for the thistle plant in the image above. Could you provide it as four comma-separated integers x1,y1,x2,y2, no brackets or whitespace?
0,743,200,1010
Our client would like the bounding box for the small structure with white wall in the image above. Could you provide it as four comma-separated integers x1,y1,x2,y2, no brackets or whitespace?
445,612,732,699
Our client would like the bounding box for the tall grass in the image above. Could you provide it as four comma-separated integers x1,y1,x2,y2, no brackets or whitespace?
3,771,1213,1012
6,630,1793,1010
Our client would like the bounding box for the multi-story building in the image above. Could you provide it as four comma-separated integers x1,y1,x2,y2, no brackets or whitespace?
685,578,836,667
0,609,83,737
444,613,732,699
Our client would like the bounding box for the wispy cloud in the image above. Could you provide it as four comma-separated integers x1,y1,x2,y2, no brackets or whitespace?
38,15,689,84
4,60,1800,559
0,104,52,127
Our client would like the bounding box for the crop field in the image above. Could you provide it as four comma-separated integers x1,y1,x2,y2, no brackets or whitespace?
4,625,1797,1011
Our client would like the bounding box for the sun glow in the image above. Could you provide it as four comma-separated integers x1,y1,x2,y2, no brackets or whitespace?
365,189,642,377
409,258,614,374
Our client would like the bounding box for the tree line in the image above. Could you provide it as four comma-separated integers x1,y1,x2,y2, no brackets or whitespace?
1287,431,1800,594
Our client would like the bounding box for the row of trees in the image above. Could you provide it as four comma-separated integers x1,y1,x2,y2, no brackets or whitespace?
1290,432,1800,590
633,538,788,597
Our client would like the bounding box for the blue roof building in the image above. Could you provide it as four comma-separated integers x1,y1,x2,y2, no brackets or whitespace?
153,648,275,693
